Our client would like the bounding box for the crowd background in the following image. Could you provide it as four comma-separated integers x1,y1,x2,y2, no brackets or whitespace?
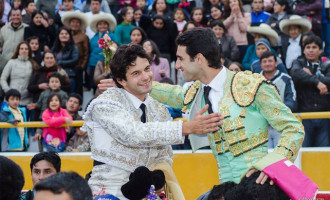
0,0,329,153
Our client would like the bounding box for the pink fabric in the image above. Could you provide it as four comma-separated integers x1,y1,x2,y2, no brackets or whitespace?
223,12,251,46
151,56,170,82
42,108,72,143
263,159,318,200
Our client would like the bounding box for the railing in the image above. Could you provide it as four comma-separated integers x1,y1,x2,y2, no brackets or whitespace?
0,112,329,128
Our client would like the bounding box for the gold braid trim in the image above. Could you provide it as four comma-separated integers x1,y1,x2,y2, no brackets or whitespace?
182,81,201,112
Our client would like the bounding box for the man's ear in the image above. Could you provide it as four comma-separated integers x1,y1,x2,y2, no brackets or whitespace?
195,53,205,65
117,78,126,88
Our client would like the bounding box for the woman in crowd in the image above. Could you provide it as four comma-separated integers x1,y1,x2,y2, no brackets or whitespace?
210,20,240,62
88,13,116,92
190,7,207,27
52,27,79,92
26,36,43,65
222,0,250,61
142,39,170,81
203,0,223,19
114,7,135,45
149,0,172,20
24,10,56,51
181,20,196,32
130,27,147,45
1,42,38,109
209,4,223,23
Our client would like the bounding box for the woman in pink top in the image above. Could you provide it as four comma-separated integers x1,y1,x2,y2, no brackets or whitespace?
142,39,170,82
223,0,251,61
41,93,72,152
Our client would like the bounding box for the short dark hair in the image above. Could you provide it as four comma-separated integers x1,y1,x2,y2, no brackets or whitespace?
46,93,63,110
110,44,151,88
30,151,61,172
260,51,277,62
208,182,237,200
0,156,25,200
176,28,221,69
182,21,196,33
48,72,63,84
210,20,226,31
5,89,21,101
90,0,102,3
68,93,82,105
24,0,35,8
303,35,322,50
34,172,93,200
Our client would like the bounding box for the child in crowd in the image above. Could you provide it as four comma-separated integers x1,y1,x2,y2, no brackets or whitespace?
136,0,148,13
39,93,72,152
173,8,187,33
178,0,195,18
22,0,37,24
65,93,83,141
27,73,68,120
27,36,42,65
133,8,144,26
65,126,90,152
190,7,207,27
0,89,28,152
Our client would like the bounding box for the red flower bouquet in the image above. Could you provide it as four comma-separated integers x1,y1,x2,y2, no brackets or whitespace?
98,33,116,73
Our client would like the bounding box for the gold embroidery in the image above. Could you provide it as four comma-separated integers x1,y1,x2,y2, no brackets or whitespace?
216,143,223,154
223,119,235,133
233,117,244,130
273,108,280,115
236,129,248,142
214,131,221,143
183,81,201,108
240,108,246,118
219,106,230,119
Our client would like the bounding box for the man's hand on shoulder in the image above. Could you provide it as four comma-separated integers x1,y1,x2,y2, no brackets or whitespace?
182,104,223,136
98,79,117,91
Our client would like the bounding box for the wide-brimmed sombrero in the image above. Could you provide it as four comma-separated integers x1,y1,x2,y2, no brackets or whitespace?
279,15,312,36
62,11,89,30
247,23,279,46
89,13,117,33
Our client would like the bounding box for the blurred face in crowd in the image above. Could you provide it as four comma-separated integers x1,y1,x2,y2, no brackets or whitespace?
261,55,277,74
66,97,81,114
33,13,44,26
49,77,61,91
7,96,20,109
10,9,22,26
254,33,265,44
153,18,164,29
90,0,101,14
59,29,70,43
174,9,185,22
176,45,201,82
44,52,56,67
192,9,203,23
117,57,153,101
228,63,242,73
19,43,29,58
209,0,220,5
97,21,109,33
69,18,82,31
273,1,285,14
155,0,166,12
142,41,153,55
212,25,224,40
134,9,143,22
256,44,268,58
304,42,322,63
186,23,196,31
25,2,36,15
32,160,57,186
13,0,21,9
29,39,39,52
289,25,302,40
49,95,61,112
123,8,134,23
131,29,143,44
251,0,263,13
63,0,74,11
229,0,239,9
136,0,146,8
210,7,222,20
34,190,72,200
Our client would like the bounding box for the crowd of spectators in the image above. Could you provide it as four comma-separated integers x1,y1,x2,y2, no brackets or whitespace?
0,0,329,153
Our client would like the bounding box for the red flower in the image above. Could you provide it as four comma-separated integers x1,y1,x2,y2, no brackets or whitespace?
98,38,105,48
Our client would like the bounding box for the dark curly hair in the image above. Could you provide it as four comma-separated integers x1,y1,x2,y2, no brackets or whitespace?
30,151,61,173
110,44,151,88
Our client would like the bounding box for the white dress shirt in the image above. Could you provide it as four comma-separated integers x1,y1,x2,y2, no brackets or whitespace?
286,34,302,69
124,90,150,118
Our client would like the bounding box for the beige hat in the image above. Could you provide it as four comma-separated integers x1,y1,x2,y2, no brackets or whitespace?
62,11,89,30
279,15,312,36
247,23,279,46
89,13,117,33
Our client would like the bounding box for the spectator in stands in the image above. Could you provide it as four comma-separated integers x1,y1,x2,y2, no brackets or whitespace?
88,13,116,92
178,0,195,18
251,38,287,73
265,0,291,50
322,0,330,58
0,8,28,72
114,6,135,45
52,27,79,93
82,0,111,14
11,0,23,10
0,89,28,152
209,4,223,23
173,8,187,33
85,0,107,39
21,151,61,200
65,126,90,152
291,35,330,147
62,11,89,97
149,0,173,20
190,7,207,27
24,10,56,52
0,156,25,200
250,0,270,25
56,0,83,12
1,42,38,109
222,0,251,61
54,0,76,28
203,0,223,20
130,27,147,45
28,72,68,121
142,39,170,81
136,0,148,14
26,36,43,65
65,93,83,141
0,0,11,26
279,15,312,70
181,20,196,32
22,0,36,24
294,0,322,37
242,23,278,70
210,20,240,62
132,7,144,27
34,172,93,200
36,0,57,20
228,62,243,72
39,93,72,152
260,51,297,148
